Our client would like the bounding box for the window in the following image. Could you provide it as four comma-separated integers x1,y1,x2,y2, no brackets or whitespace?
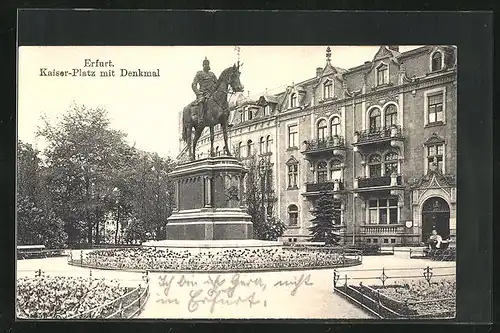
290,93,297,108
288,205,299,226
384,152,399,176
215,146,220,156
264,104,271,116
384,239,389,244
323,80,333,99
427,144,444,173
333,200,342,225
431,51,443,72
287,163,298,188
247,109,253,121
330,116,340,136
367,238,372,243
427,93,444,124
368,198,399,225
377,63,388,85
368,154,382,178
391,239,396,244
237,141,242,158
316,161,328,183
384,105,398,127
266,135,273,153
288,124,298,148
373,238,378,243
330,159,342,181
246,139,253,157
317,119,327,141
369,108,382,132
259,137,265,154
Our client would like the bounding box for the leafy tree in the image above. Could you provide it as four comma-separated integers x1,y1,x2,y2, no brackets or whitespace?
244,155,286,240
37,104,132,246
308,193,342,245
17,141,66,248
123,149,175,242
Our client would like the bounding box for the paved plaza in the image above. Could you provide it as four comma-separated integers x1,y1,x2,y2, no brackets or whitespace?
16,249,455,319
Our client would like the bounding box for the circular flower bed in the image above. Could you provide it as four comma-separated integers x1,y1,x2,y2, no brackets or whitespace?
71,247,361,272
16,276,133,319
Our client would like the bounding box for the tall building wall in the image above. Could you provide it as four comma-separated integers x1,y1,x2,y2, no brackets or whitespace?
190,45,457,245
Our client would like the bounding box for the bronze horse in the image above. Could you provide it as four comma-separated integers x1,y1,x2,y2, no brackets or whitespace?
182,64,244,160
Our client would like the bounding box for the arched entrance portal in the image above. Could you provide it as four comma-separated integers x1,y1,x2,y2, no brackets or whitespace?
421,197,450,242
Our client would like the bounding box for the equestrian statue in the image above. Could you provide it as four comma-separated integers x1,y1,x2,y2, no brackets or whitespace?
182,58,244,161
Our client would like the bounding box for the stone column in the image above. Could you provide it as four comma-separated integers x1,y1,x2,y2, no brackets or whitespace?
239,174,245,209
175,180,180,212
204,175,212,208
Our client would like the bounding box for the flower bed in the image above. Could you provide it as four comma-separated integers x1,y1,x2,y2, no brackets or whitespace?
336,278,455,319
70,247,361,272
16,276,137,319
374,279,456,317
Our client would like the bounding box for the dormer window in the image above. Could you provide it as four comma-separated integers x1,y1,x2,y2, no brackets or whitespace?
290,93,297,108
323,80,333,99
431,51,444,72
376,63,389,86
264,104,271,116
247,108,253,121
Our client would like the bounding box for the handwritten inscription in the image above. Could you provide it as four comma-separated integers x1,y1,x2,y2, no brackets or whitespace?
155,273,313,314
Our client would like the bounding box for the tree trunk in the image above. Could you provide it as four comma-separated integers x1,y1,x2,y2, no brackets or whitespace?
115,206,120,244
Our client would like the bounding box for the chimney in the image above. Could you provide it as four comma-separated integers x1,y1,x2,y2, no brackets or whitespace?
388,45,399,52
316,67,323,77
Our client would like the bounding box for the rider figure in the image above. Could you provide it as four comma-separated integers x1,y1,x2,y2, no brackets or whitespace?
191,57,218,123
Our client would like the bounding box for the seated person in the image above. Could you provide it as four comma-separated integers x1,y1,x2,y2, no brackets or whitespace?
428,229,443,249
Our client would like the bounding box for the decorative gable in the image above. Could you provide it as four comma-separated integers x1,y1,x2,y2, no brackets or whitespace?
424,133,445,146
286,155,299,166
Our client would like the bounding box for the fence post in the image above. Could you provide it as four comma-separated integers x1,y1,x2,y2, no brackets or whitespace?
423,266,433,286
89,269,92,277
377,289,382,314
344,274,348,287
409,248,412,258
137,285,141,309
80,250,83,265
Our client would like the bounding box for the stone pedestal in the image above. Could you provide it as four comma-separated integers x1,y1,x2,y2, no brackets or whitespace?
166,156,253,240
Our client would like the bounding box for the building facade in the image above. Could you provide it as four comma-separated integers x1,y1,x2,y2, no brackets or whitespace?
183,45,457,246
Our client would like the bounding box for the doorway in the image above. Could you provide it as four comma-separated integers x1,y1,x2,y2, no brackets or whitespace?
421,197,450,242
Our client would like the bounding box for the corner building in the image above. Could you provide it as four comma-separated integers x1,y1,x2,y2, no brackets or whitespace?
188,45,457,246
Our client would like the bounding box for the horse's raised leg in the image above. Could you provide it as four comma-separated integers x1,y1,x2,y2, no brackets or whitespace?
192,126,203,159
185,125,193,160
209,125,215,157
221,117,232,156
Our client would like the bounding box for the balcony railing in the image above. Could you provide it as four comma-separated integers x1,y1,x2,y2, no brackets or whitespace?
305,180,344,192
354,125,403,144
360,224,405,234
356,175,402,188
302,135,346,152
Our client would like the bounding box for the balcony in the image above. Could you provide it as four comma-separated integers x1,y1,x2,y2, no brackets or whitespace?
302,180,345,198
301,135,347,158
353,125,404,154
356,175,402,188
360,224,405,235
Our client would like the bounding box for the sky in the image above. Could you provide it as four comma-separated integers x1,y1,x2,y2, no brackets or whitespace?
18,46,420,158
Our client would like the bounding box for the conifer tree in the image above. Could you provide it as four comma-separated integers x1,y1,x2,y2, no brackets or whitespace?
308,193,342,245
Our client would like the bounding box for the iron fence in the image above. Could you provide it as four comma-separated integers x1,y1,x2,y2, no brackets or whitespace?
333,265,456,319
